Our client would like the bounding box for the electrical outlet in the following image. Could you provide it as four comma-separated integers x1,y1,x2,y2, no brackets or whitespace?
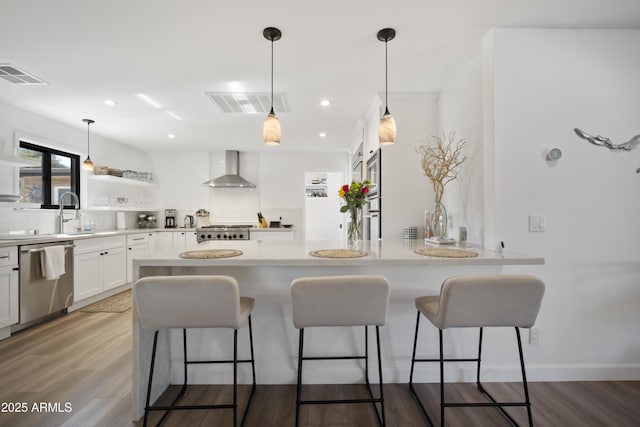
529,328,540,345
528,215,546,232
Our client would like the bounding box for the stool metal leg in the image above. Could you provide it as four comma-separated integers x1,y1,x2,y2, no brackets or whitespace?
516,327,534,427
295,325,385,427
241,315,257,427
408,311,436,427
233,329,238,427
295,328,304,427
143,330,160,427
142,322,257,427
375,325,386,427
439,329,444,427
410,315,535,427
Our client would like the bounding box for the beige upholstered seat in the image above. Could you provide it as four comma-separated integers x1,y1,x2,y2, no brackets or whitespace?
291,274,390,328
133,275,256,427
134,275,254,329
290,275,391,427
414,274,545,329
409,274,545,427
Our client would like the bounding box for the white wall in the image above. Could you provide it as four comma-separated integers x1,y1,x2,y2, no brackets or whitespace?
0,100,150,233
438,55,484,245
480,28,640,380
151,150,348,237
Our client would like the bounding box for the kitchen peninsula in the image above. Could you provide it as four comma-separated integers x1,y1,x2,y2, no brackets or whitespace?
131,239,544,419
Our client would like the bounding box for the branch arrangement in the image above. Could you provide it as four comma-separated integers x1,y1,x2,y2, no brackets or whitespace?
418,132,467,205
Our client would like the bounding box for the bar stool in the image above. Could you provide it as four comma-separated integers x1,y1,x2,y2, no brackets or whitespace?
290,275,391,427
408,274,545,427
133,275,257,427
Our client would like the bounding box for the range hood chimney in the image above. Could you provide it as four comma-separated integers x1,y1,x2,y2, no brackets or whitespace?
202,150,256,188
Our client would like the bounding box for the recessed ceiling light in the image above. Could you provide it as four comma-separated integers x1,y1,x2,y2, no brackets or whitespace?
168,134,176,139
166,111,182,121
320,99,330,107
137,93,163,108
104,99,117,106
319,132,327,138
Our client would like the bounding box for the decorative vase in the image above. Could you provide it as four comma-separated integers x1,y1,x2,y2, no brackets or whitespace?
347,206,362,247
431,202,448,240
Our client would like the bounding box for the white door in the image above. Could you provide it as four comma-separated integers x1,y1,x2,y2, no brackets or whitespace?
127,244,149,283
153,232,174,253
304,172,344,240
102,246,127,291
172,232,187,249
74,251,102,301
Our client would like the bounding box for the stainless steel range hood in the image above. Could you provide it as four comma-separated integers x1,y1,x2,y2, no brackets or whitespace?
202,150,256,188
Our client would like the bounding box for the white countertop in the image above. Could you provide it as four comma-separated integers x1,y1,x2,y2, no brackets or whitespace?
135,239,543,267
0,226,295,247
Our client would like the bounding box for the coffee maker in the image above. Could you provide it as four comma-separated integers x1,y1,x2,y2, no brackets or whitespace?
164,209,177,228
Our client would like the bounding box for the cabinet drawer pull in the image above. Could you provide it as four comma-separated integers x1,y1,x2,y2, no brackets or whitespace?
13,267,19,271
0,255,9,259
132,237,144,241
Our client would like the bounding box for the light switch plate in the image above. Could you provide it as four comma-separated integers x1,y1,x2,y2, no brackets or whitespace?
528,215,546,232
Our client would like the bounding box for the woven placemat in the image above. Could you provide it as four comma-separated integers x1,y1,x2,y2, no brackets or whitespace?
309,249,368,258
414,247,478,258
179,249,243,259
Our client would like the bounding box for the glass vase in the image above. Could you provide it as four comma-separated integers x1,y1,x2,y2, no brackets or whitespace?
431,202,448,240
347,206,362,247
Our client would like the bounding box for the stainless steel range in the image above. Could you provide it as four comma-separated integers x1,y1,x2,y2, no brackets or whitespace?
197,225,252,242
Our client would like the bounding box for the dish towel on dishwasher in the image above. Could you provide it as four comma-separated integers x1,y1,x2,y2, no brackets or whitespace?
40,246,66,280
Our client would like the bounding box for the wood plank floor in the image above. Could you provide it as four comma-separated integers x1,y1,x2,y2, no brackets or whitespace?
0,306,638,426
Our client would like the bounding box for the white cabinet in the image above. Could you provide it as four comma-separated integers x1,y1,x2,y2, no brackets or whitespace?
250,230,295,241
152,232,174,253
172,231,198,249
126,233,150,283
0,247,19,328
74,236,126,301
304,172,344,240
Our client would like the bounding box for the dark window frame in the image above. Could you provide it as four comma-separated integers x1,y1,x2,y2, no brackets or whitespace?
19,141,81,209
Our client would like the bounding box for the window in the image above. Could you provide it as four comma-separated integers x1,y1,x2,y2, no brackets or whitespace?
18,141,80,208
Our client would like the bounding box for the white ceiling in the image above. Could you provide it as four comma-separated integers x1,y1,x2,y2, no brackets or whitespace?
1,0,639,153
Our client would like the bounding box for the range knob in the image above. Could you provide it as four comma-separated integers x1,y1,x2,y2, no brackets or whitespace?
238,233,244,239
232,234,238,239
207,234,213,239
200,234,206,240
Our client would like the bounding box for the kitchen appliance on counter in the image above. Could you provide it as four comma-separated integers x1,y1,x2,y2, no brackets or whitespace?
165,209,177,228
195,209,210,228
184,215,194,228
196,225,252,242
17,241,74,329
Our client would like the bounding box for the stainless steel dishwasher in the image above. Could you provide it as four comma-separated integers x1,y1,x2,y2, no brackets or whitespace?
19,241,74,325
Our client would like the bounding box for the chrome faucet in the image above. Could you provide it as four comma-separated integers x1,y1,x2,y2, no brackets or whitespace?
59,192,80,233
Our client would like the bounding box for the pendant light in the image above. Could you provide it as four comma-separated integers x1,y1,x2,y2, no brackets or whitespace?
263,27,282,146
82,118,95,171
377,28,396,145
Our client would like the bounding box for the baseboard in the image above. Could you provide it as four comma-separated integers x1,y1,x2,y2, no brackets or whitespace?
171,363,640,385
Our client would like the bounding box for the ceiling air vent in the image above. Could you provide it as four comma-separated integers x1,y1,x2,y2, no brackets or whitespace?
205,92,289,114
0,64,47,85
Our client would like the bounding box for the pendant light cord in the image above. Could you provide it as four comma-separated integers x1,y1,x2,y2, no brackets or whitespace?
385,38,388,109
270,36,274,112
87,122,91,157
